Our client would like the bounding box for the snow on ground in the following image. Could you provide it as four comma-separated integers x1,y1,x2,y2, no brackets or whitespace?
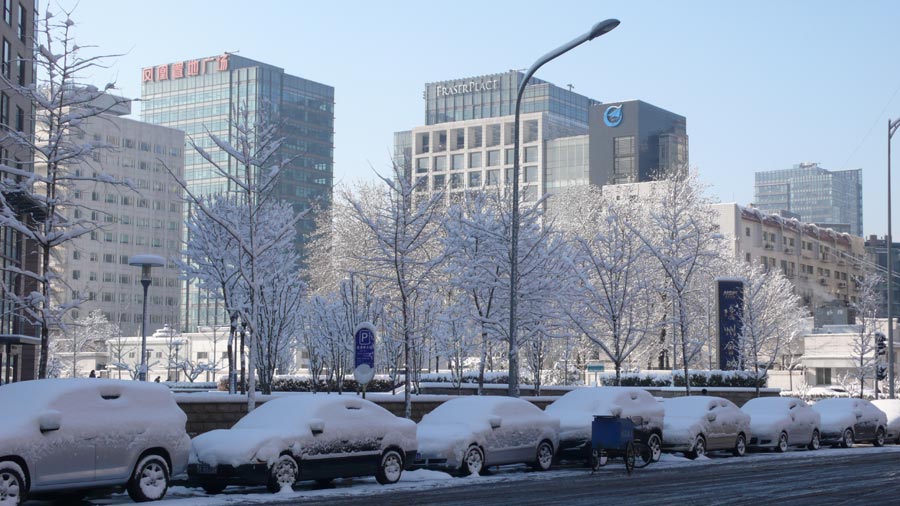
65,445,900,505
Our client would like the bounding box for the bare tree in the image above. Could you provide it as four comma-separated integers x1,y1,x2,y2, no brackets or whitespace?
0,9,130,378
850,273,883,397
53,309,117,377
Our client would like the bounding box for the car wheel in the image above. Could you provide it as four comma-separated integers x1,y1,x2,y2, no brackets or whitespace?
775,432,788,453
687,435,706,460
874,427,886,447
461,445,484,476
646,433,663,463
201,483,226,495
0,461,26,506
733,433,747,457
840,428,854,449
376,450,404,485
266,454,298,493
531,440,554,471
807,430,820,451
127,454,170,502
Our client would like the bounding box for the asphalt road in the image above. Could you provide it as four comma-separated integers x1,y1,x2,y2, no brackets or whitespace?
266,450,900,506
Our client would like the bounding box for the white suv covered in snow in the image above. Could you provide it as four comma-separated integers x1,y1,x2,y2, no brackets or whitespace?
0,379,190,505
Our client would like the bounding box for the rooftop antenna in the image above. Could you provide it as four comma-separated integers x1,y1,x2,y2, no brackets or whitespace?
567,84,575,92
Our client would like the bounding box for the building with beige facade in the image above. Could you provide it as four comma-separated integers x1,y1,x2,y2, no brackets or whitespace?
52,98,184,335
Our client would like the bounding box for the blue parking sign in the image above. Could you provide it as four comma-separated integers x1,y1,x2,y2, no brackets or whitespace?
354,322,376,385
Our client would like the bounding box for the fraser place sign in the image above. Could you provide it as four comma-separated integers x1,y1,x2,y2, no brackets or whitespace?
435,79,500,97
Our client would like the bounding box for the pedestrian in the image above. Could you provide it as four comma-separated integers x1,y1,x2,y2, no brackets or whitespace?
701,388,708,396
89,369,96,378
154,376,161,383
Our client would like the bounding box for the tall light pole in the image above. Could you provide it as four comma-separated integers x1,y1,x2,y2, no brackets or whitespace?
889,118,900,399
129,254,166,381
509,19,620,397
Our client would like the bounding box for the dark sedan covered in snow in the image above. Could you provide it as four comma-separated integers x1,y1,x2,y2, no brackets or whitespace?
188,395,417,493
812,398,888,448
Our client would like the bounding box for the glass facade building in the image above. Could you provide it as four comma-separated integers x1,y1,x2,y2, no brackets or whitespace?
141,54,334,331
754,163,862,236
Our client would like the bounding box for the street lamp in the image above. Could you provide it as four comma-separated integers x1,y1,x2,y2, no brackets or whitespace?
508,19,620,397
129,254,166,381
888,117,900,399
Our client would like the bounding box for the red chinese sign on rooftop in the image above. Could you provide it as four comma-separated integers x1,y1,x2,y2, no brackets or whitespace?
142,54,230,83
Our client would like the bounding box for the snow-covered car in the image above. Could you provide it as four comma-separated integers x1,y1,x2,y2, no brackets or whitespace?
188,395,417,493
0,379,190,505
871,399,900,444
545,387,664,464
805,385,851,399
661,396,751,459
741,397,821,452
811,398,888,448
414,397,560,475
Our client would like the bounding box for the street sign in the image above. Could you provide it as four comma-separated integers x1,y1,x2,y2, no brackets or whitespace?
353,322,376,385
586,363,605,372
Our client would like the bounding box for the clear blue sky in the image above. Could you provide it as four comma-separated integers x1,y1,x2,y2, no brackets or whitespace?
58,0,900,236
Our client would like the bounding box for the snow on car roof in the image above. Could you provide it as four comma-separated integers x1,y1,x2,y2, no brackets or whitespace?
662,396,721,416
546,387,656,417
872,399,900,419
234,393,384,429
811,397,864,412
0,378,176,421
423,396,537,423
741,397,802,413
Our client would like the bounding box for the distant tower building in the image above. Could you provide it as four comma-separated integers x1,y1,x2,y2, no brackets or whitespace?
52,97,185,336
140,54,334,331
754,163,863,236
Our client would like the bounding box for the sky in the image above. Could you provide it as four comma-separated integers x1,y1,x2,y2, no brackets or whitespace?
54,0,900,237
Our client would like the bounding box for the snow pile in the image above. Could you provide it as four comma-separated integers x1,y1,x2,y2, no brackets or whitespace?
545,387,664,444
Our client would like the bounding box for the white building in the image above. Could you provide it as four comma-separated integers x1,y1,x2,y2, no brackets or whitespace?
50,96,185,335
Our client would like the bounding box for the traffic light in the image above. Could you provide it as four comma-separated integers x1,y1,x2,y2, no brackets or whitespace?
875,332,887,356
877,364,888,381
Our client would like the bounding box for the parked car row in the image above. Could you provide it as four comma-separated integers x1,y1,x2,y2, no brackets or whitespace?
2,380,900,506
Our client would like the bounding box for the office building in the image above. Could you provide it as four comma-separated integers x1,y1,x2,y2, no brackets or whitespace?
140,54,334,331
398,72,686,207
754,163,863,236
864,235,900,319
52,97,184,336
0,0,40,383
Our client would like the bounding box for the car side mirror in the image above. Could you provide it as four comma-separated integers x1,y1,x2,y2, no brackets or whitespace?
706,412,717,422
309,418,325,435
489,416,502,429
39,411,62,433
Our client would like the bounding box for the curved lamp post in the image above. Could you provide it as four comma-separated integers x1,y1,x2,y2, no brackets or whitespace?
129,254,166,381
889,117,900,398
508,19,620,397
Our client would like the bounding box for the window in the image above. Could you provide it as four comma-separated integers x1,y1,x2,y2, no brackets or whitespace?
432,174,446,190
72,250,80,260
16,54,24,85
505,148,515,165
487,150,500,166
14,105,22,131
1,38,9,78
486,169,500,186
433,156,446,172
16,3,25,42
415,157,428,173
745,227,750,237
523,185,537,201
196,352,209,360
524,146,538,163
486,124,501,147
468,171,481,188
449,173,463,189
467,126,483,148
469,152,482,168
451,128,464,150
451,153,464,170
0,92,8,127
72,270,80,280
614,136,635,156
3,0,10,25
815,368,831,385
523,166,538,183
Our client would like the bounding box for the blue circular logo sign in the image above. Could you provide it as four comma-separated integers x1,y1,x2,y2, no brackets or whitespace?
603,105,623,127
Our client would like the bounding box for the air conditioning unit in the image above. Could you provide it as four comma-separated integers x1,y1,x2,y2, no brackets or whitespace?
819,278,828,285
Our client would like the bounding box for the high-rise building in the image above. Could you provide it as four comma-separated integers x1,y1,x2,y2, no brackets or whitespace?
588,100,688,185
754,163,863,236
864,235,900,319
397,73,686,207
0,0,40,383
52,97,184,336
140,54,334,331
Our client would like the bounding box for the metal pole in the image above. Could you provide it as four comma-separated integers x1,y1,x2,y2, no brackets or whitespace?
139,278,150,381
889,118,900,399
508,19,620,398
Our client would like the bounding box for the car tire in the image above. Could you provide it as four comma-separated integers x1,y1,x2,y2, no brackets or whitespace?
127,454,170,502
376,450,404,485
874,427,886,447
840,428,854,449
733,433,747,457
807,430,820,451
201,483,226,495
687,435,706,460
266,454,299,493
531,440,554,471
646,433,663,463
0,461,26,506
775,432,788,453
461,445,484,476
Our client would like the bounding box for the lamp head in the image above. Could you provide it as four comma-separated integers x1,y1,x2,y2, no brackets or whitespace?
588,19,620,40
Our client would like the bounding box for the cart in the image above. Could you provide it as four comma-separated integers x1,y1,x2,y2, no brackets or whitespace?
591,415,654,474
